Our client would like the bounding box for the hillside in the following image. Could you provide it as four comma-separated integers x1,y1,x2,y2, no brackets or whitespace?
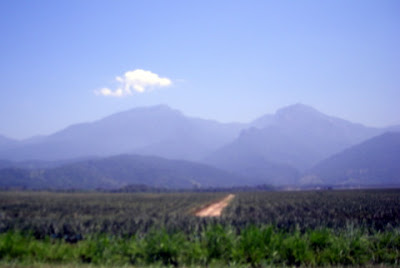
203,128,300,185
205,104,381,180
0,105,244,162
0,154,248,190
302,132,400,185
0,135,17,152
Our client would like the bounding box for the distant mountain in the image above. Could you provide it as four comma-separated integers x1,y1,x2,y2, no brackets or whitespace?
1,103,398,188
203,129,300,185
250,113,274,129
205,104,381,184
0,134,17,152
0,154,248,190
385,124,400,133
0,105,245,161
302,132,400,185
0,157,96,170
0,160,13,169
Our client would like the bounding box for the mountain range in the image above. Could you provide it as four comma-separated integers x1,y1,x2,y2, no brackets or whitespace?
0,103,399,189
0,105,244,162
204,104,384,184
0,154,245,190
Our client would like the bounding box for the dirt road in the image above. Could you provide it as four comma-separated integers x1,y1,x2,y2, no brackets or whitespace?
195,194,235,217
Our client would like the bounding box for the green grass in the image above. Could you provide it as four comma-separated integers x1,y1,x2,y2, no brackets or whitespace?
0,226,399,267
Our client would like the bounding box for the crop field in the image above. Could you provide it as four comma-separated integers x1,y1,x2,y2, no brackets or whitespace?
0,191,228,237
1,189,400,266
224,189,400,231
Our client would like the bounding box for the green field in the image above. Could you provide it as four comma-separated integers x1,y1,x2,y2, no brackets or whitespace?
1,189,400,266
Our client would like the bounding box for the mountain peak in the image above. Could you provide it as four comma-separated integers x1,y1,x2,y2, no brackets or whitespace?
126,104,176,113
276,103,321,116
274,103,328,124
250,103,321,129
147,104,174,111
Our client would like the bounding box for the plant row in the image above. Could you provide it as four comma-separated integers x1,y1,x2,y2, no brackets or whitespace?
1,225,400,267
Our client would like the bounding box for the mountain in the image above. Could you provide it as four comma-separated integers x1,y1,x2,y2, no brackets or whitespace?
205,104,381,184
202,128,300,185
0,160,13,169
0,157,96,170
251,104,380,154
302,132,400,186
250,113,274,129
1,103,397,188
0,134,17,152
385,124,400,133
0,105,245,161
0,154,247,190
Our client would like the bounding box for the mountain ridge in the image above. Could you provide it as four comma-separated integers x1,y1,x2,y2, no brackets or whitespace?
0,103,399,188
204,104,385,184
302,132,400,185
0,154,250,190
207,104,381,167
0,105,245,162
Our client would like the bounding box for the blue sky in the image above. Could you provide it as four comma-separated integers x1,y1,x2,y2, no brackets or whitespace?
0,0,399,139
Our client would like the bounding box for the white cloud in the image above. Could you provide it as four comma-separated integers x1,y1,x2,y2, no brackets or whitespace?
95,69,172,97
96,87,124,97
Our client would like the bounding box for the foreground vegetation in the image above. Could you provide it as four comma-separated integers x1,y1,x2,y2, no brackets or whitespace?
1,226,399,267
1,189,400,266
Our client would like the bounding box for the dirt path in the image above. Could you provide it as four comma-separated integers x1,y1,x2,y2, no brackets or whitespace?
195,194,235,217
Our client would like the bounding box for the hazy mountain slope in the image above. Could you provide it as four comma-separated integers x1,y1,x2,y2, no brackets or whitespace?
385,125,400,133
0,160,13,169
0,158,97,170
0,168,43,189
133,117,245,160
204,127,300,185
0,105,244,161
205,104,381,182
250,113,274,129
0,154,248,190
302,132,400,185
0,135,18,152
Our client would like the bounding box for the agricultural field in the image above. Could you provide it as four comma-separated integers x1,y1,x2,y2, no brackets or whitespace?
0,189,400,267
0,191,227,237
224,189,400,231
